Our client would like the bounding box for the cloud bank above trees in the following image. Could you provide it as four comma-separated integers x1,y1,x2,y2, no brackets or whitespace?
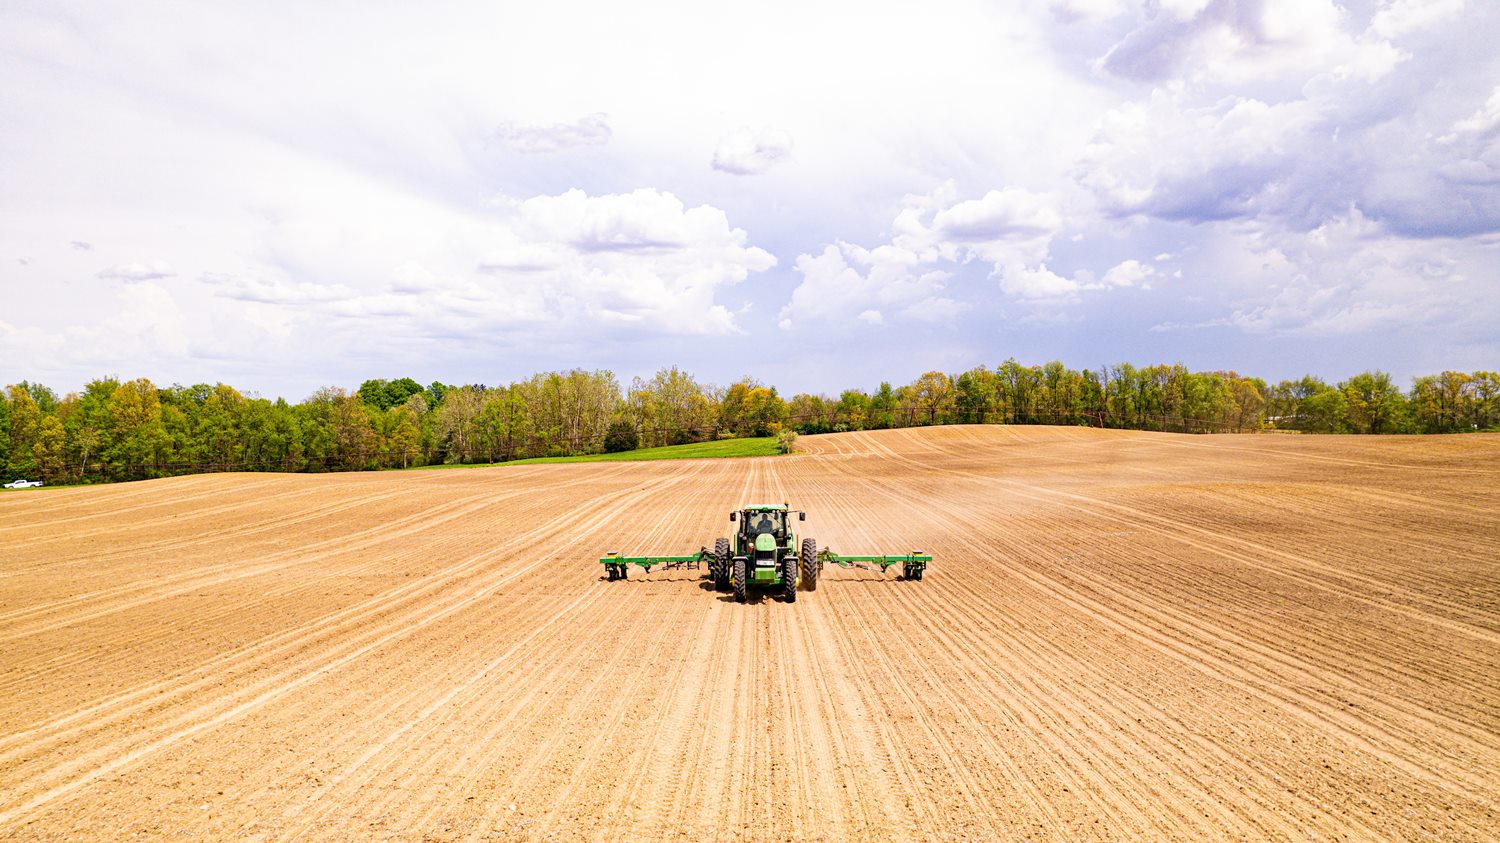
0,0,1496,399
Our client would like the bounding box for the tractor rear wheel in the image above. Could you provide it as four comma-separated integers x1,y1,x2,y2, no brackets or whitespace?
607,565,617,581
782,553,798,603
714,538,731,591
801,538,818,592
732,557,747,603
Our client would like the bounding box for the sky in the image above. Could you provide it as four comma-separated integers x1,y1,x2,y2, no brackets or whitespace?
2,0,1497,401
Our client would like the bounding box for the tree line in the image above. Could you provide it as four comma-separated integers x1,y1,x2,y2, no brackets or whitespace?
2,362,1497,484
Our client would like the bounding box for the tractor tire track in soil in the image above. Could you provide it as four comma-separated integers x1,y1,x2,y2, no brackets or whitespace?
2,426,1497,840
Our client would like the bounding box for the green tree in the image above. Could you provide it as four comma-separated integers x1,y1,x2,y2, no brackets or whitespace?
628,367,714,446
1470,371,1500,429
909,371,954,425
357,379,392,409
387,406,421,468
106,379,169,478
741,387,788,436
1299,389,1350,433
17,381,58,414
1341,371,1409,434
868,382,896,429
33,416,66,481
64,379,118,479
1228,376,1266,432
312,387,376,469
1411,371,1474,433
719,378,760,437
197,384,246,465
7,384,42,478
434,386,484,462
358,377,426,411
833,389,870,431
0,391,9,473
603,420,639,453
954,367,994,424
998,359,1044,423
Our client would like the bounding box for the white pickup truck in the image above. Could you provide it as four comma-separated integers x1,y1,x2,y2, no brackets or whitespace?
2,479,44,489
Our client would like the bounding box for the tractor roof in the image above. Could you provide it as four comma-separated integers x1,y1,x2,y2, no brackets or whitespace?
741,503,788,511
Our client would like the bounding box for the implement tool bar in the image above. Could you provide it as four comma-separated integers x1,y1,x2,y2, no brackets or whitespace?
816,549,931,573
599,548,713,573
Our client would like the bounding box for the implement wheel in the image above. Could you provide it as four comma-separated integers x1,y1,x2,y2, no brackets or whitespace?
782,553,798,603
800,538,818,592
714,538,731,592
732,557,747,604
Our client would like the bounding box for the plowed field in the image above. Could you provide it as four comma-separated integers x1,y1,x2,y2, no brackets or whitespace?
2,426,1498,841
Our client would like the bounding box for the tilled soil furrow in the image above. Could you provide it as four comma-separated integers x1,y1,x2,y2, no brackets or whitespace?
450,463,715,838
257,467,696,840
0,487,505,642
910,467,1495,804
0,468,696,824
813,477,1178,839
0,476,288,536
0,482,595,750
830,434,1500,757
803,434,1497,836
858,431,1500,640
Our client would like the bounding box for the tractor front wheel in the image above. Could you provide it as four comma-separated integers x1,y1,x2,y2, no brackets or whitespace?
782,553,798,603
801,538,818,592
732,557,747,604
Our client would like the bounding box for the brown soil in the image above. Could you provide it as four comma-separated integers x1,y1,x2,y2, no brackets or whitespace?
1,426,1497,841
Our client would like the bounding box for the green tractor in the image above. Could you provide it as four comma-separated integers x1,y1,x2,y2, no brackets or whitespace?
599,502,931,603
716,503,814,603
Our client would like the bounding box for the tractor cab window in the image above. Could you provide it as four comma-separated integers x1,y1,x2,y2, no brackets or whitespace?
748,511,783,536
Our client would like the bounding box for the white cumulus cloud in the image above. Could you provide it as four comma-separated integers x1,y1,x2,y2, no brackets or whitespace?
1049,0,1129,23
1078,91,1321,221
495,113,612,154
201,273,355,305
1101,259,1154,288
1098,0,1406,85
97,260,175,282
1448,86,1500,137
779,242,951,330
1370,0,1467,40
998,264,1079,300
712,126,793,175
931,188,1063,242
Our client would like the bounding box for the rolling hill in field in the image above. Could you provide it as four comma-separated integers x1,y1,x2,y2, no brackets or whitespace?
1,426,1497,840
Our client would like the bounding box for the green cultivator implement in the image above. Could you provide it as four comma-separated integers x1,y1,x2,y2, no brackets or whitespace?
815,549,930,580
599,503,932,602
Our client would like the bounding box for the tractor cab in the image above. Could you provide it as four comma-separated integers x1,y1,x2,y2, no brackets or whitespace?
729,504,802,549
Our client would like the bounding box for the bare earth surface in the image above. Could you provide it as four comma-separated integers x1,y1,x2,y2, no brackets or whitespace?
2,426,1498,841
